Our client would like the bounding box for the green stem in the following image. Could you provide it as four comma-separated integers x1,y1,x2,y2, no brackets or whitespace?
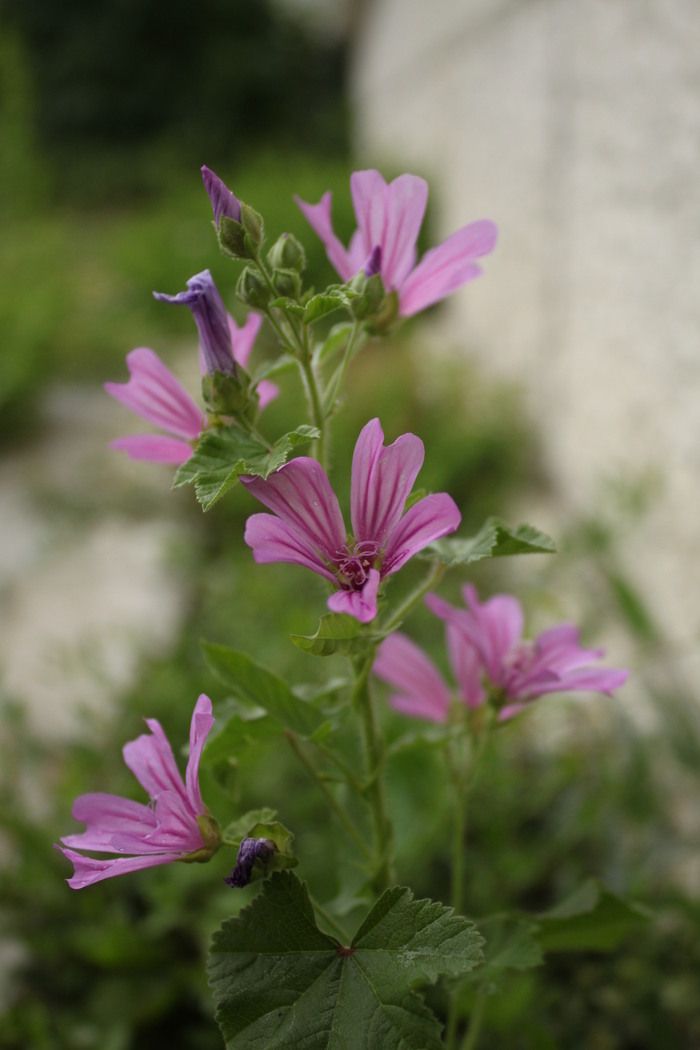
285,731,372,860
352,655,395,892
461,987,487,1050
323,320,362,412
381,560,445,637
298,351,327,468
314,739,366,796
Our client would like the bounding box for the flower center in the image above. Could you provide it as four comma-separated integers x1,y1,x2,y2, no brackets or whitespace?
334,540,380,591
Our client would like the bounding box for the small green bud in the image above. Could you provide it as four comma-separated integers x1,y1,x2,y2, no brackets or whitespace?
240,202,265,251
365,289,400,334
351,273,387,321
237,266,271,310
218,216,249,259
202,369,255,417
273,267,302,300
267,233,306,273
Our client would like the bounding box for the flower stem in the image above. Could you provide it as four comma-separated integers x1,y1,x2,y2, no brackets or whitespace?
284,730,371,860
352,654,395,893
461,988,487,1050
381,559,445,637
297,350,328,469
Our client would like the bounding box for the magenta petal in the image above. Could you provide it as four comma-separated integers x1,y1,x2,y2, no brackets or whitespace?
185,694,214,814
390,694,449,724
383,493,461,575
381,174,429,290
122,720,189,810
350,419,425,545
241,458,346,561
256,379,279,411
374,633,451,720
462,585,524,684
229,312,263,370
399,219,498,316
110,435,194,464
349,169,388,261
294,191,355,281
105,347,203,440
59,847,182,890
327,569,380,623
244,512,336,581
61,793,156,850
446,623,485,708
523,667,629,700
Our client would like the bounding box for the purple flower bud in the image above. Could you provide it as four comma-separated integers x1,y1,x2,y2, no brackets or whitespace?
225,837,277,888
154,270,235,376
201,165,241,224
365,244,382,278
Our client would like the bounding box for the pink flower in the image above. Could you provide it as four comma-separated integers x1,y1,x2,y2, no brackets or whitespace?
374,585,629,723
242,418,461,623
58,694,219,889
105,347,206,464
105,317,277,465
295,169,497,317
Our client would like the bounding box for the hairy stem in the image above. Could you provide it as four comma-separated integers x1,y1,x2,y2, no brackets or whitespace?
381,560,445,637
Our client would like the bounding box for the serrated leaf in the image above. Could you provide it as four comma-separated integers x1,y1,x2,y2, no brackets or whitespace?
291,612,377,657
203,642,325,738
209,871,483,1050
303,291,350,325
174,425,319,510
537,880,649,952
268,296,305,318
222,807,279,846
425,517,556,566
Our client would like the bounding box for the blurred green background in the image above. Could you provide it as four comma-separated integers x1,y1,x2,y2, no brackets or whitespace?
1,3,699,1048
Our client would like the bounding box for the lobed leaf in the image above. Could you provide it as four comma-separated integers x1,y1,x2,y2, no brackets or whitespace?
208,871,483,1050
425,517,556,567
291,613,378,657
536,879,649,953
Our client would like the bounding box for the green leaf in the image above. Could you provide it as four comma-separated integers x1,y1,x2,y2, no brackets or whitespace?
203,642,326,738
268,296,305,318
291,612,378,657
312,321,355,367
425,517,556,567
201,705,276,768
174,425,319,511
477,915,543,977
250,353,297,384
303,290,351,325
222,807,279,846
209,871,483,1050
537,880,649,953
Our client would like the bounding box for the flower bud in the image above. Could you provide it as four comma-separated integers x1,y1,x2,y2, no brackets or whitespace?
236,266,271,310
267,233,306,273
351,272,386,321
154,270,236,376
240,202,264,252
272,267,302,300
225,837,277,888
201,165,241,224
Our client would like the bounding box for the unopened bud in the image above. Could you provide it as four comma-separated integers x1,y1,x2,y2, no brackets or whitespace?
240,203,264,251
267,233,306,273
201,165,241,224
225,837,277,888
237,266,271,310
272,268,302,300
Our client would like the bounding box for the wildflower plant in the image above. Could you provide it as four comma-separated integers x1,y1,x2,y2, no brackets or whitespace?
60,164,636,1049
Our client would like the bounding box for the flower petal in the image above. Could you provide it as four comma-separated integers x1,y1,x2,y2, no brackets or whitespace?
244,513,336,581
374,632,450,720
185,694,214,815
350,419,425,545
390,694,449,724
294,191,355,281
399,219,498,316
349,169,388,262
381,174,428,289
122,720,189,811
241,458,346,562
383,493,461,575
256,379,279,411
446,623,485,708
462,585,524,684
327,568,380,623
110,435,194,464
59,847,182,890
229,312,263,370
105,347,203,440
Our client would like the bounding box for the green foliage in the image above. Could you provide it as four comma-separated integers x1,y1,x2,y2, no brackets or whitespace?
537,879,649,953
202,642,326,738
208,872,483,1049
174,424,319,510
427,517,556,566
291,612,379,658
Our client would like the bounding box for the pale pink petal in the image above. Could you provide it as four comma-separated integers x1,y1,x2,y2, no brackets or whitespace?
244,513,336,582
122,721,189,810
61,793,156,851
530,625,603,674
390,694,449,724
399,220,498,316
256,379,279,410
463,585,524,684
327,568,380,623
229,312,263,370
350,419,425,545
105,347,203,439
294,191,355,280
110,435,194,464
350,169,388,262
185,694,214,814
151,792,204,851
513,666,629,702
374,633,450,720
381,174,428,289
60,847,183,890
383,493,461,575
446,623,485,708
241,458,346,561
